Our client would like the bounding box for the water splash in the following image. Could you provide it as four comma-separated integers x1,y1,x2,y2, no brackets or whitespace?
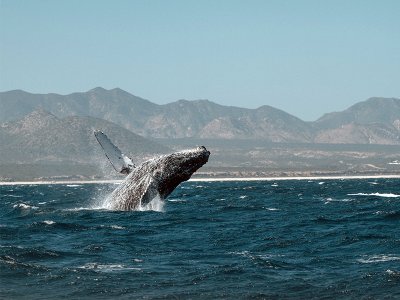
93,189,164,212
138,193,165,212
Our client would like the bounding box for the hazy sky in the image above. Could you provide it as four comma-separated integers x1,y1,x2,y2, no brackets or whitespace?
1,0,399,120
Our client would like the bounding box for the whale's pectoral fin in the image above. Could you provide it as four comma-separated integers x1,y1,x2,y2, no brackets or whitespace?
138,175,160,207
94,130,135,175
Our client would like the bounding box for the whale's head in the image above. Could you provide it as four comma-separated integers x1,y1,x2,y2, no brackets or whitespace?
156,146,210,198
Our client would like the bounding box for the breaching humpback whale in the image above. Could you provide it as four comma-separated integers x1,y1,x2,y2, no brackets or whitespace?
94,131,210,210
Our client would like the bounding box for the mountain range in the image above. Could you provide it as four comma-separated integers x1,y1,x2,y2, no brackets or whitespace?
0,88,398,180
1,88,399,144
0,109,170,180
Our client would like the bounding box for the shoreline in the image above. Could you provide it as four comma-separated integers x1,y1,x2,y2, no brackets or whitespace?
0,174,399,185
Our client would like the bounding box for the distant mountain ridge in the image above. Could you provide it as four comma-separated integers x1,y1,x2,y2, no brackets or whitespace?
315,97,400,129
0,88,399,144
0,109,170,165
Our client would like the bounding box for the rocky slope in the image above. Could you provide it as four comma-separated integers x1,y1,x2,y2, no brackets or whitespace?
0,109,170,164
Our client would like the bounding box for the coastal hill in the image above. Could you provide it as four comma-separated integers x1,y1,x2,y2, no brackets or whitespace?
314,97,400,144
1,88,399,144
0,109,170,180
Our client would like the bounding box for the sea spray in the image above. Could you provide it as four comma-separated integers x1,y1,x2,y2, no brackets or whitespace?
138,193,165,212
89,183,120,210
92,183,164,212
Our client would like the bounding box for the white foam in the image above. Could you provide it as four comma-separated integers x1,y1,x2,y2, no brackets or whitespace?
110,225,125,230
323,198,352,203
167,199,186,202
348,193,400,198
386,269,400,275
43,220,55,225
78,263,141,272
357,255,400,264
66,184,81,187
64,206,104,212
13,203,38,210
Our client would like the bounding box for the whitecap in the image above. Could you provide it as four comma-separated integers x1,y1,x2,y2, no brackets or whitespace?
64,207,104,212
43,220,55,225
323,198,352,203
110,225,125,230
386,269,400,276
167,199,186,202
13,203,38,210
239,195,247,199
357,255,400,264
348,193,400,198
78,263,141,272
265,208,279,211
66,184,81,187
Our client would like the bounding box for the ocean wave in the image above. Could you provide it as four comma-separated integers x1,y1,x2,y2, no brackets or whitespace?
228,251,286,269
64,206,105,212
386,269,400,277
168,199,187,202
43,220,56,225
13,203,39,210
357,255,400,264
323,197,353,203
77,263,141,272
265,207,279,211
99,224,126,230
0,255,49,271
348,193,400,198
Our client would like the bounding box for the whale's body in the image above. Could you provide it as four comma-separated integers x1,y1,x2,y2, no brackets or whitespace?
108,147,210,210
94,131,210,210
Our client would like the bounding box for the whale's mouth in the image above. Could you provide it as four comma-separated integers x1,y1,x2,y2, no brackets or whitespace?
156,146,210,199
198,146,211,158
193,146,210,167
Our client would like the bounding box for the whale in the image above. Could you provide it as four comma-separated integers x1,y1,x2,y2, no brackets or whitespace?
94,131,210,210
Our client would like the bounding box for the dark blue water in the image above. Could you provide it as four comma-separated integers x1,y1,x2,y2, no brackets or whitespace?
1,179,400,299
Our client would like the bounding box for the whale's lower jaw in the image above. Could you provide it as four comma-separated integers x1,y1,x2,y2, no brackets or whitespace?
107,147,210,211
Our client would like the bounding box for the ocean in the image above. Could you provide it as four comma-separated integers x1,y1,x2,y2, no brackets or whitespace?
1,178,400,299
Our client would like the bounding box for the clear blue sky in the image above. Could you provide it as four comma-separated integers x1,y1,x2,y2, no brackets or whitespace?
1,0,399,120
